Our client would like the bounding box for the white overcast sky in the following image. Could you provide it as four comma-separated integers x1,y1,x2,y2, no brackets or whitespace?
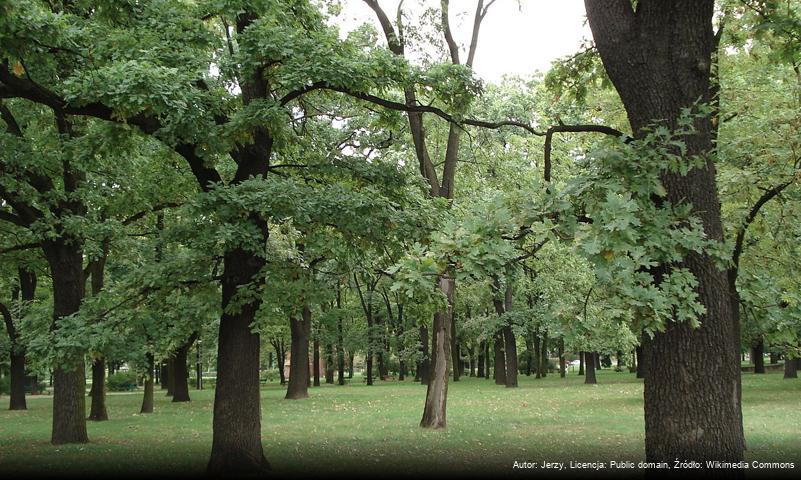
333,0,591,84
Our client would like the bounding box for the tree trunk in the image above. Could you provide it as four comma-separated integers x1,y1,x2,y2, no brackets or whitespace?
595,351,602,370
558,339,566,378
140,353,155,414
451,314,460,382
397,303,406,381
172,334,196,402
578,351,585,376
769,352,778,365
347,352,354,379
313,336,321,387
160,362,168,389
629,349,637,373
751,339,765,374
88,357,108,420
420,275,453,428
477,340,486,378
784,358,798,379
286,305,311,399
584,352,597,385
8,350,26,410
502,325,518,388
636,345,645,379
43,240,88,444
586,0,744,462
206,248,269,475
337,323,345,386
324,342,335,384
418,324,430,385
493,333,506,385
484,341,491,378
540,332,549,378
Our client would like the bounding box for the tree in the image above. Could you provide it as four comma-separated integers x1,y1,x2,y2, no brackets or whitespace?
585,0,745,462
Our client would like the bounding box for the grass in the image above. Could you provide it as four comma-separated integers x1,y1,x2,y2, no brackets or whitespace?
0,370,799,477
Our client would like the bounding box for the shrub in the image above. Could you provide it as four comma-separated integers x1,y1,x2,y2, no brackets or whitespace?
107,371,138,392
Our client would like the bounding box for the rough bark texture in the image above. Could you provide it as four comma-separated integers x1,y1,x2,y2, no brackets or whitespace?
44,240,88,444
502,326,518,388
286,305,311,400
172,334,196,402
206,248,269,475
584,352,597,385
418,325,430,385
88,357,108,420
140,353,155,414
578,352,585,376
420,276,453,428
586,0,744,462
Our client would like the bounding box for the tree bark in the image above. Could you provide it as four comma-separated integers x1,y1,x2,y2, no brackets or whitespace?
420,275,453,428
451,313,460,382
324,342,335,384
586,0,744,462
172,334,196,402
558,339,566,378
784,357,798,379
206,247,269,475
502,325,518,388
160,362,168,390
140,353,155,414
313,335,321,387
43,240,88,444
751,339,765,374
493,333,506,385
578,351,585,376
88,357,108,420
584,352,597,385
540,332,549,378
636,345,645,379
477,340,486,378
526,332,535,377
286,305,311,399
418,324,430,385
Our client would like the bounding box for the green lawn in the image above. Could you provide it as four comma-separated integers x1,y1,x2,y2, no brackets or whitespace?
1,370,799,477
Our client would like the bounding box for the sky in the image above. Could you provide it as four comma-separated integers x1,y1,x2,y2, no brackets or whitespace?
333,0,592,84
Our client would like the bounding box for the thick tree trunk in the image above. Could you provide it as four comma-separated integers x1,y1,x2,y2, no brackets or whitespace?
584,352,597,385
44,240,88,444
751,339,765,374
172,334,196,402
88,357,108,420
451,314,460,382
578,352,585,376
477,340,486,378
784,358,798,379
493,334,506,385
140,353,155,414
9,351,26,410
502,325,518,388
418,324,430,385
286,306,311,399
635,345,645,379
420,276,453,429
586,0,744,463
206,248,269,475
160,362,168,389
